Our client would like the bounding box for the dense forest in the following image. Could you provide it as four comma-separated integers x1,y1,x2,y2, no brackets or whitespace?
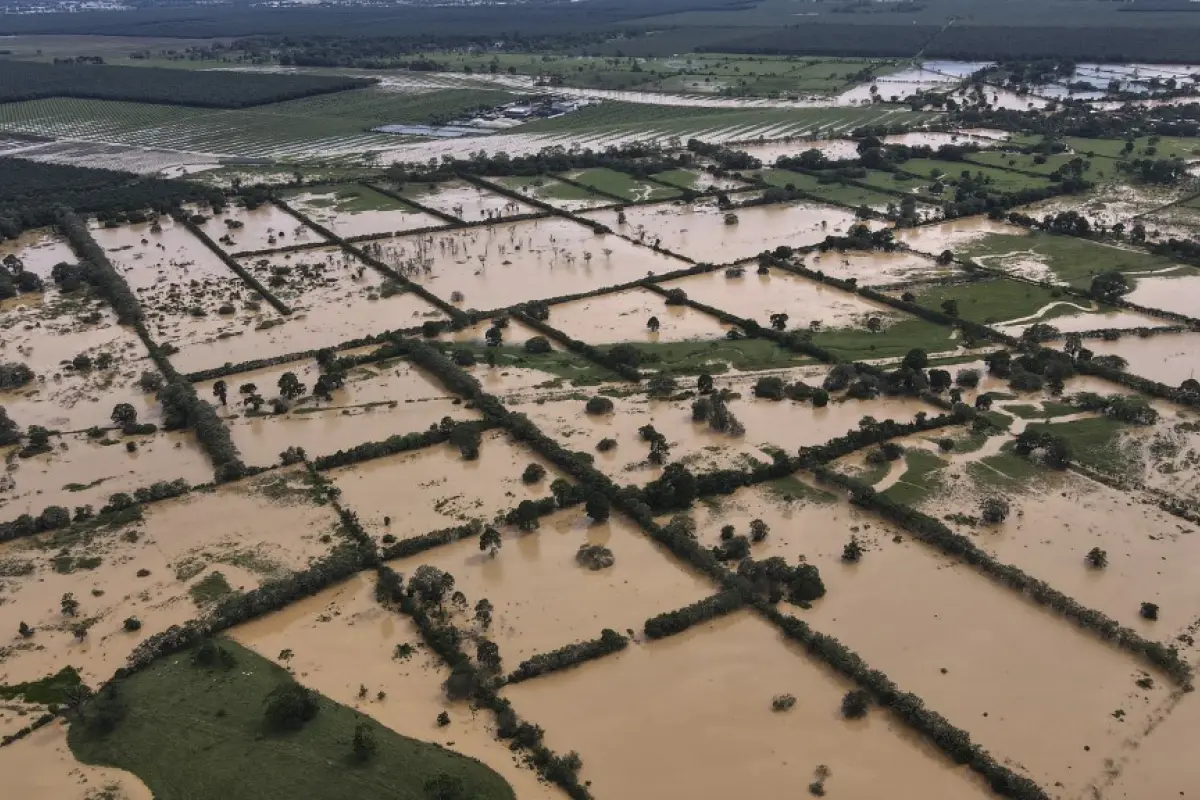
0,61,372,108
0,158,220,239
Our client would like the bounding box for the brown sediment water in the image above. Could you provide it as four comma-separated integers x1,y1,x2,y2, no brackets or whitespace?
0,229,77,279
993,304,1170,337
805,249,954,285
388,506,713,662
1126,273,1200,318
893,217,1029,254
504,610,996,800
546,288,734,343
403,180,538,222
1104,680,1200,798
1081,332,1200,388
0,468,339,685
736,139,860,165
508,394,771,486
359,217,687,311
227,572,562,799
0,431,213,519
328,429,562,540
186,203,327,254
583,199,858,263
282,186,443,238
0,719,152,800
924,468,1200,636
658,268,896,327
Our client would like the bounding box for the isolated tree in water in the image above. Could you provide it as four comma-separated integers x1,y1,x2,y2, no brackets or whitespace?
647,316,660,332
485,325,503,347
277,372,305,400
110,403,138,429
212,380,228,405
479,526,502,558
474,598,493,630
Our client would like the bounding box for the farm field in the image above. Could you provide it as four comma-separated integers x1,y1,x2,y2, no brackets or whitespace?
7,40,1200,800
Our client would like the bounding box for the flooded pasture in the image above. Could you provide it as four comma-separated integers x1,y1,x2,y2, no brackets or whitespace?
201,203,327,255
893,217,1030,255
280,184,444,238
358,217,688,311
584,199,858,263
658,268,896,329
504,611,995,799
0,720,151,800
1079,332,1200,388
389,506,713,661
546,288,734,343
227,572,561,799
328,429,562,539
489,175,613,211
804,249,954,285
398,180,539,222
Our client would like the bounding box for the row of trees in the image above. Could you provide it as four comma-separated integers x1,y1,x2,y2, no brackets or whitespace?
505,629,628,683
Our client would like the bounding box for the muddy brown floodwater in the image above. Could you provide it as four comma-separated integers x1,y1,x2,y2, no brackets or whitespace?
584,199,858,263
546,288,734,343
227,571,562,799
505,610,995,800
0,719,151,800
281,185,443,238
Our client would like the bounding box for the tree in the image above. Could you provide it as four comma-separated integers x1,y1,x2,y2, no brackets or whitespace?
351,723,377,762
263,683,320,732
18,621,33,638
521,463,546,484
936,249,954,265
524,336,551,354
212,380,228,405
866,316,882,333
61,592,79,617
585,396,614,415
1063,332,1083,358
1086,547,1107,568
509,499,541,532
27,425,50,449
754,376,785,400
476,638,502,674
902,348,928,371
110,403,137,429
769,312,789,331
1140,602,1159,620
841,689,869,719
647,316,660,332
1090,271,1131,302
697,373,714,394
941,299,959,317
749,519,769,543
474,598,493,630
842,536,864,562
484,326,503,347
980,496,1010,524
479,526,502,558
586,492,611,523
424,774,466,800
277,372,305,400
927,369,952,392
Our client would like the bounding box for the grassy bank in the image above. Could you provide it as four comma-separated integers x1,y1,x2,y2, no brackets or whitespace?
69,638,515,800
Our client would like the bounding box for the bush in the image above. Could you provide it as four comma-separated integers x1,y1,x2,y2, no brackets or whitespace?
584,396,614,415
524,336,552,354
596,437,617,452
122,617,142,632
576,544,614,570
1086,547,1107,568
771,694,797,712
521,463,546,484
585,492,610,523
841,689,869,719
980,496,1010,524
263,682,320,732
754,376,785,400
0,362,34,390
507,629,628,683
1140,602,1159,620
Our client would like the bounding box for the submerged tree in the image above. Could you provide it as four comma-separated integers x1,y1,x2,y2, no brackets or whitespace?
479,526,502,558
1086,547,1108,568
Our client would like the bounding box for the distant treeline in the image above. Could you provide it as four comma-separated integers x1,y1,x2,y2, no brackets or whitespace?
0,60,372,108
702,23,1200,64
0,158,220,240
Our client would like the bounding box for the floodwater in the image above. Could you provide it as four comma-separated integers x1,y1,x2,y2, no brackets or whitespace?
0,469,336,686
658,268,895,329
735,138,859,165
927,468,1200,635
509,393,773,487
194,203,327,255
893,217,1029,255
0,719,152,800
401,180,539,222
547,288,734,343
0,431,213,520
584,199,858,263
0,228,77,279
328,429,561,540
994,304,1169,337
1082,332,1200,388
358,217,688,311
504,610,995,799
282,185,443,239
805,249,954,286
1126,273,1200,318
201,357,475,467
697,482,1177,795
227,572,562,799
1105,682,1200,798
388,506,712,662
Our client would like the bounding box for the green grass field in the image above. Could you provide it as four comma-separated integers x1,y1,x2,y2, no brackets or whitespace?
1026,416,1137,476
913,278,1079,325
69,638,515,800
757,168,917,209
964,150,1096,177
281,183,405,213
962,231,1196,288
617,337,814,375
812,317,956,361
1064,136,1200,163
563,168,681,202
882,449,949,505
491,175,608,203
897,158,1050,192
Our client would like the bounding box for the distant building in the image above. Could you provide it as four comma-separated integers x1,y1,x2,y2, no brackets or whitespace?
503,106,534,119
